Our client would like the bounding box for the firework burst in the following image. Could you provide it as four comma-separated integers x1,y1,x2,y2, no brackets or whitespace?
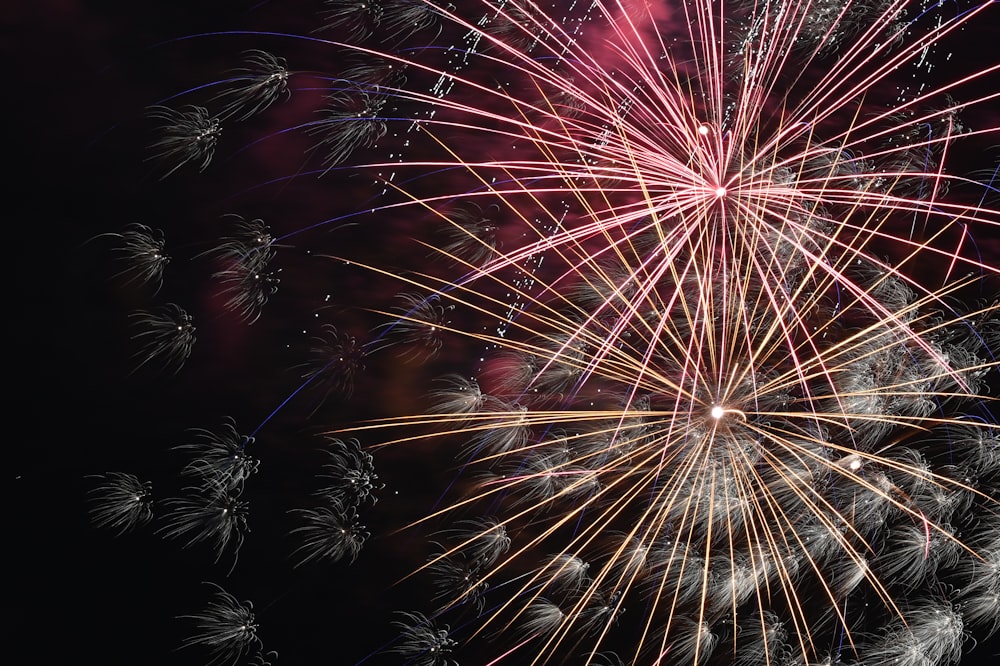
87,0,998,664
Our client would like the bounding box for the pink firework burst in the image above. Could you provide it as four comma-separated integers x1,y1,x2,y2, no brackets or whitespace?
82,1,999,665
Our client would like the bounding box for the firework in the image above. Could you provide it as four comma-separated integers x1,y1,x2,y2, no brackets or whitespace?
88,0,998,664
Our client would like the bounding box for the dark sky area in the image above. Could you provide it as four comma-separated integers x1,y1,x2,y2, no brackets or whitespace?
9,1,1000,665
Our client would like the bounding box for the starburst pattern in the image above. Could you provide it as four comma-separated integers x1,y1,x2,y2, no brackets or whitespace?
89,0,998,664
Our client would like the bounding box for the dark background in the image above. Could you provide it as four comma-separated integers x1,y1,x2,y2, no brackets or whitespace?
9,1,1000,665
10,2,405,663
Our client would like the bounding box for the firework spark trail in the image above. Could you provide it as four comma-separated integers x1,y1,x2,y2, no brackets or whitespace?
86,0,1000,664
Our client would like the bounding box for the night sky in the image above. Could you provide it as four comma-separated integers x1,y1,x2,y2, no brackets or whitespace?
10,1,1000,665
